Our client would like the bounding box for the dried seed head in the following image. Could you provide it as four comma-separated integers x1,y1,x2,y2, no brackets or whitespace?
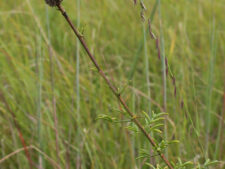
45,0,62,7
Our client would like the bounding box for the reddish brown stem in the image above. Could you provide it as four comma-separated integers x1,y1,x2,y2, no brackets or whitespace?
56,4,173,169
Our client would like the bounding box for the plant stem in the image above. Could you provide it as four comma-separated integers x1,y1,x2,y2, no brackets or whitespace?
143,23,152,116
76,0,80,130
75,0,82,168
55,4,173,169
36,34,44,168
46,6,60,164
205,1,216,158
158,0,168,158
143,18,154,166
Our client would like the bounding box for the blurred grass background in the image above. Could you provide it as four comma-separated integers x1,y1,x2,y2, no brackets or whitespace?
0,0,224,168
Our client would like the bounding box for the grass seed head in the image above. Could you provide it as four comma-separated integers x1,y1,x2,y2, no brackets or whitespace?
45,0,62,7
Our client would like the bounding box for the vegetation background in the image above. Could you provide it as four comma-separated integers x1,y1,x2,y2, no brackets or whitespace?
0,0,224,168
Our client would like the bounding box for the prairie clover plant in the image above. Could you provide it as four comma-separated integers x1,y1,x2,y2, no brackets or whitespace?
45,0,219,168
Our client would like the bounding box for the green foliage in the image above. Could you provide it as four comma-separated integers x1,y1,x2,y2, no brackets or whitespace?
197,159,219,169
145,163,168,169
125,124,140,133
173,158,193,169
154,140,179,154
96,114,117,123
146,158,219,169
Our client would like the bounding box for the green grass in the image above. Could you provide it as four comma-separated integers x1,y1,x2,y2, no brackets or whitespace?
0,0,224,168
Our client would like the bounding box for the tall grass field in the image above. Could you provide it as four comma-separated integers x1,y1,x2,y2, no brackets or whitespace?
0,0,224,168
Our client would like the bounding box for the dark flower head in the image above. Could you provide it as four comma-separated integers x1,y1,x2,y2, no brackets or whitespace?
45,0,62,7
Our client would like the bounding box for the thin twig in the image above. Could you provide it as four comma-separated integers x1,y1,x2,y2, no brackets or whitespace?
50,3,174,169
